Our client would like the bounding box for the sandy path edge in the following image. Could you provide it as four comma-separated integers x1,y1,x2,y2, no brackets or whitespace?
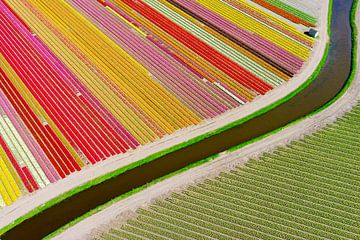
52,2,360,240
53,2,360,240
0,0,329,232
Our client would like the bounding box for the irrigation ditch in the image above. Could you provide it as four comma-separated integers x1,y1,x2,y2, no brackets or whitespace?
0,0,357,239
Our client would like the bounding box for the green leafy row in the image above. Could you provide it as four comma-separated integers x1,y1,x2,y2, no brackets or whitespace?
265,0,317,24
98,103,360,239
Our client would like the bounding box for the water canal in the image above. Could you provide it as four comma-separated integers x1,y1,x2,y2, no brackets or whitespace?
1,0,356,239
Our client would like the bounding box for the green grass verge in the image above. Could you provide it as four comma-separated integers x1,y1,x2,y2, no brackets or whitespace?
47,0,360,237
104,104,360,239
0,0,341,237
230,0,359,154
228,0,336,153
43,153,220,240
41,1,343,238
266,0,317,24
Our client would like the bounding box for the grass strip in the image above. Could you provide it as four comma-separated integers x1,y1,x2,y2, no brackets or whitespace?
0,0,350,237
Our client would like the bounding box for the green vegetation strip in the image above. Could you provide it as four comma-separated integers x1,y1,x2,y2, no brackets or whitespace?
51,0,358,237
99,104,360,240
0,0,339,236
266,0,317,24
43,1,343,238
0,0,358,236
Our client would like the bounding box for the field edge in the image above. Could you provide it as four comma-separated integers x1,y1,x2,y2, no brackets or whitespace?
0,0,336,236
49,0,360,237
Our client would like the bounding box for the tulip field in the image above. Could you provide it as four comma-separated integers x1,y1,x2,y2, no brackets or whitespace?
252,0,318,27
0,0,317,208
97,102,360,240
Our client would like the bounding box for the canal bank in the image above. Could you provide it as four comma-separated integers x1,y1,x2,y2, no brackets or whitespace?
1,0,358,239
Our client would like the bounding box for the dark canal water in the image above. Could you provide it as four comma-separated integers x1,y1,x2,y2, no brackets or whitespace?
1,0,355,239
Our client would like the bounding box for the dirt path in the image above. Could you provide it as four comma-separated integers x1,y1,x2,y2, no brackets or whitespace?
49,1,360,239
0,0,329,231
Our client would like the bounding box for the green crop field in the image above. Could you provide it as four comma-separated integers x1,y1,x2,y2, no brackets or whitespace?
95,102,360,240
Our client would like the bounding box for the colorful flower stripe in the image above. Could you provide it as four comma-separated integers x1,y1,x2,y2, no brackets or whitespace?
0,135,33,194
159,0,297,79
193,0,310,61
252,0,317,27
0,143,22,207
266,0,317,24
0,89,58,184
0,53,85,171
142,0,285,86
284,0,318,19
22,0,202,136
0,3,133,163
0,0,316,207
0,68,73,179
11,0,163,144
222,0,314,48
70,0,240,118
152,0,290,82
168,0,296,76
110,0,258,101
118,0,273,95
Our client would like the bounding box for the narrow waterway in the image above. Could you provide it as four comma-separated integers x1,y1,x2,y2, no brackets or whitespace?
1,0,355,239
